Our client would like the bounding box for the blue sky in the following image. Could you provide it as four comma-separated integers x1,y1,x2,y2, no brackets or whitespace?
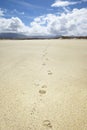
1,0,52,24
0,0,87,36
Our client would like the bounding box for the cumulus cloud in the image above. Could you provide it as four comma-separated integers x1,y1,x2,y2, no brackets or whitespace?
0,8,87,36
0,17,30,34
51,0,78,7
29,8,87,36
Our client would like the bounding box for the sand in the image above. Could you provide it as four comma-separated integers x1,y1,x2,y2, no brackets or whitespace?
0,39,87,130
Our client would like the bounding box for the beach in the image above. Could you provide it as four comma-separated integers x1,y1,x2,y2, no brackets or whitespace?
0,39,87,130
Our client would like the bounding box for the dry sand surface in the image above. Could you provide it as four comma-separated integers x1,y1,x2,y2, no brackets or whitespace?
0,39,87,130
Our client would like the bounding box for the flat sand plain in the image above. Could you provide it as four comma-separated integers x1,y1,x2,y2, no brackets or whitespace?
0,39,87,130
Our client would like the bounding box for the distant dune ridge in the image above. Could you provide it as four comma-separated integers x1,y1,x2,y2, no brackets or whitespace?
0,40,87,130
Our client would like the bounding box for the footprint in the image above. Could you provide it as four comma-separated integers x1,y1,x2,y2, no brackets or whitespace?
39,90,46,94
42,85,47,88
43,53,47,57
43,120,52,128
42,63,46,66
48,70,53,75
43,54,46,57
30,107,36,115
34,80,40,86
46,58,49,61
34,83,40,86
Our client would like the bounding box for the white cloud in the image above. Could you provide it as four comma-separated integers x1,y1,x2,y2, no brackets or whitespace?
0,17,30,34
29,8,87,36
51,0,79,7
12,9,24,15
0,8,87,36
0,8,4,17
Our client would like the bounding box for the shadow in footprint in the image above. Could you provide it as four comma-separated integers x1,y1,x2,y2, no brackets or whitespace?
42,85,47,88
48,70,53,75
43,120,52,128
39,90,46,95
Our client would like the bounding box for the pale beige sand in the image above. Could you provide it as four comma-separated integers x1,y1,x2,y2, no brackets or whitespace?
0,40,87,130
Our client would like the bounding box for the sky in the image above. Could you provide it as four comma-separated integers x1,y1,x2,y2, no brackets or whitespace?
0,0,87,36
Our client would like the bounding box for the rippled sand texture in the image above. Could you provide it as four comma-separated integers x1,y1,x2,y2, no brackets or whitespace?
0,40,87,130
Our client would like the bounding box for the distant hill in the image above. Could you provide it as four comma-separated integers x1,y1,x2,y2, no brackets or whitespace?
0,33,55,39
0,33,28,39
0,33,87,39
